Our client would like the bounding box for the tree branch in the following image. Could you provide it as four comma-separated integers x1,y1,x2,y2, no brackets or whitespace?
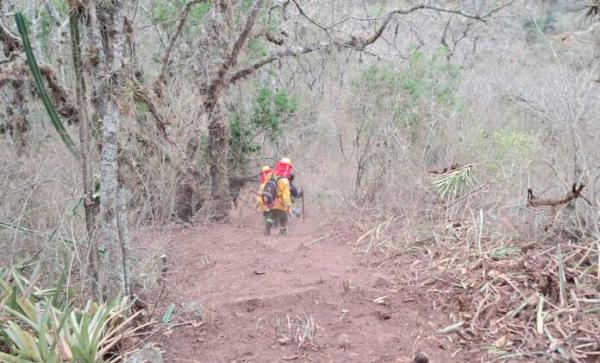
225,43,328,85
132,84,173,143
212,0,265,87
291,0,515,49
226,0,512,79
154,0,207,98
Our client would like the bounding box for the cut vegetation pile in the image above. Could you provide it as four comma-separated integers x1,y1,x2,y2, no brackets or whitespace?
426,239,600,361
354,164,600,361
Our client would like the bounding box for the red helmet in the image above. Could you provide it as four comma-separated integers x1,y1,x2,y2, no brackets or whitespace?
274,158,293,179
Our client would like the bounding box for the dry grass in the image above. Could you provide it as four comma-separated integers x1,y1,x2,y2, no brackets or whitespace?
274,313,318,348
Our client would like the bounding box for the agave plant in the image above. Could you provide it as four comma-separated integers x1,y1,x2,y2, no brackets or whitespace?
431,164,478,201
0,268,142,362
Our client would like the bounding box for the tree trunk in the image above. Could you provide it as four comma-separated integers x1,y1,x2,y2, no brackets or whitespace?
98,97,121,294
205,96,231,220
86,0,128,298
202,0,265,221
69,7,101,299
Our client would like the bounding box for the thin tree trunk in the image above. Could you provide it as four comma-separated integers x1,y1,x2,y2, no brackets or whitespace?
69,6,101,300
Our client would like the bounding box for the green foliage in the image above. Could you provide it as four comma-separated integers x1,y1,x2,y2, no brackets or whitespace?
492,130,537,157
472,129,537,176
247,39,269,58
189,3,211,23
228,85,297,172
357,50,460,103
151,2,175,28
15,12,80,159
251,86,296,134
352,50,462,137
151,0,209,32
0,267,141,363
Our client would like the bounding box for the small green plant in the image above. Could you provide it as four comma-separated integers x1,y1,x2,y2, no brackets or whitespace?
162,303,175,324
432,165,478,201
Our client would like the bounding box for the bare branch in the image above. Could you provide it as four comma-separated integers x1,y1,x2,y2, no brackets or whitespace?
441,18,474,60
214,0,265,85
154,0,207,98
225,43,328,85
291,0,515,49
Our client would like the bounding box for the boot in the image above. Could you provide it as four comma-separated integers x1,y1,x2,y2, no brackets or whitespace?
265,217,275,235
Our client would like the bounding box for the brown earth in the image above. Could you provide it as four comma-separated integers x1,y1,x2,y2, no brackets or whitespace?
137,208,475,363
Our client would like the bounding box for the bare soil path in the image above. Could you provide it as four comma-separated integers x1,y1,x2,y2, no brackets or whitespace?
138,210,468,363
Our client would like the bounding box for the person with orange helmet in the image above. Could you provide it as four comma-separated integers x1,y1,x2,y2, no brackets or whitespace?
256,165,276,229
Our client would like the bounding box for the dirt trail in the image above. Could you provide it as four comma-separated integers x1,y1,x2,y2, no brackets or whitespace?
139,210,468,363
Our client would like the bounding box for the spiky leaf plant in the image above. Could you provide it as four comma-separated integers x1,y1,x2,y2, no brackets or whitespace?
0,268,142,362
431,164,478,201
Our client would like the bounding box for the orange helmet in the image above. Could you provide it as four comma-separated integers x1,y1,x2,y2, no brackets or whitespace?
259,165,272,183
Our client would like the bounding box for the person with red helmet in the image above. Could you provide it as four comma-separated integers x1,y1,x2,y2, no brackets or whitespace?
268,158,294,234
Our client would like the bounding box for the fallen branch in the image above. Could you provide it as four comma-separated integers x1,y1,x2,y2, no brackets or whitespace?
527,183,585,207
304,234,329,247
429,163,461,175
